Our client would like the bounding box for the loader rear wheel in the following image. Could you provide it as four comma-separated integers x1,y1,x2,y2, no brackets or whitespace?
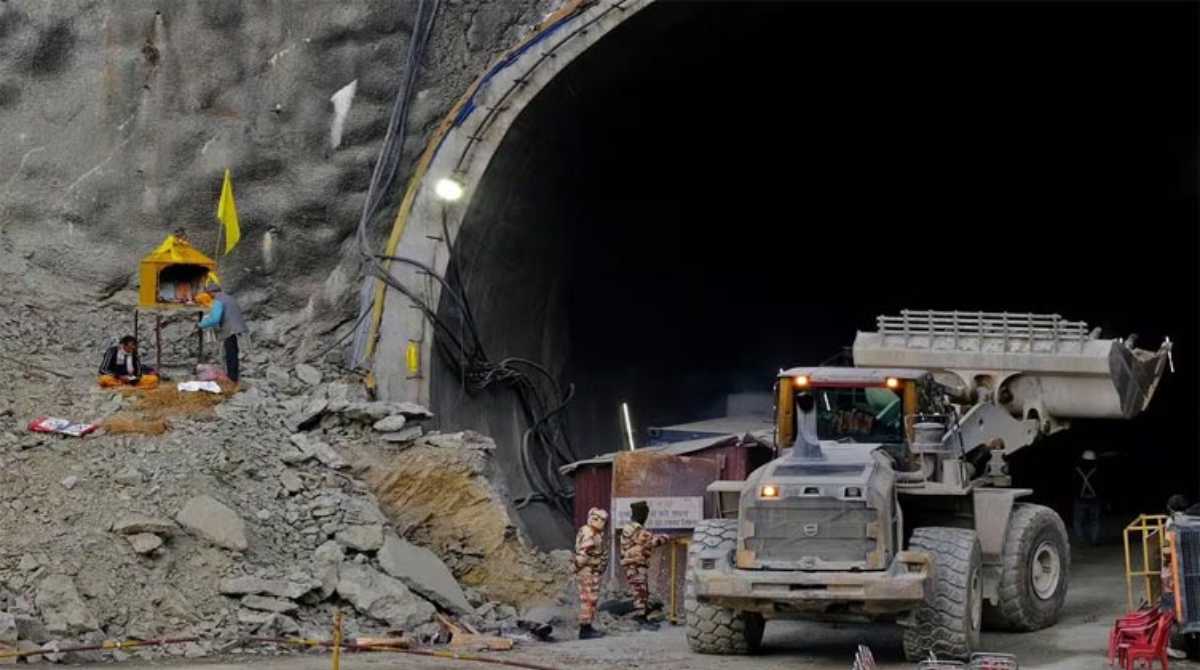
685,519,765,654
903,527,983,661
984,503,1070,631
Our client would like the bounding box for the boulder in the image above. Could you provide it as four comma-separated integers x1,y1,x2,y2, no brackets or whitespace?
377,533,472,615
175,496,249,552
313,541,343,600
34,576,97,636
336,563,435,630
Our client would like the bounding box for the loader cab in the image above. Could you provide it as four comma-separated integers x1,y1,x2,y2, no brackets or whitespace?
774,367,929,451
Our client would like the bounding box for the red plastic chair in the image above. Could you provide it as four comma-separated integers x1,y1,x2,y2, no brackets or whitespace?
1118,611,1173,670
1109,608,1162,665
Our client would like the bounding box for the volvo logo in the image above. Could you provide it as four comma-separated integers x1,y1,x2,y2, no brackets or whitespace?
803,523,819,537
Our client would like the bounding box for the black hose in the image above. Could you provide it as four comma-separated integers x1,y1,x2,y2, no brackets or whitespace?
342,0,578,513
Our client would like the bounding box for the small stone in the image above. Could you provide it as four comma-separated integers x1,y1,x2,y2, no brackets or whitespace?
285,398,328,433
18,555,39,572
294,364,322,386
237,609,273,626
59,477,78,491
114,467,145,486
220,576,317,601
183,642,210,659
258,614,299,636
372,415,407,433
280,471,304,495
16,640,41,663
313,541,343,600
266,366,291,389
14,616,48,643
288,434,347,469
381,426,423,443
127,533,163,555
241,595,298,614
0,612,16,645
334,525,384,552
111,514,178,536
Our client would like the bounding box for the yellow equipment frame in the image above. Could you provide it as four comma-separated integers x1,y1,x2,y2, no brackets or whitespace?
669,537,691,624
1124,514,1169,610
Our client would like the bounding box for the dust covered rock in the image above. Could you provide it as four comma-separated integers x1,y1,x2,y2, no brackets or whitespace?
176,495,249,552
377,532,472,615
34,576,97,636
336,563,436,630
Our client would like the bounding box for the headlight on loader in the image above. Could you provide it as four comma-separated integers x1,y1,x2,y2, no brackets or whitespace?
760,484,781,499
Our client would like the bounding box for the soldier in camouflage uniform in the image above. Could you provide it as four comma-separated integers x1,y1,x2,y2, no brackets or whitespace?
574,507,609,639
620,500,669,630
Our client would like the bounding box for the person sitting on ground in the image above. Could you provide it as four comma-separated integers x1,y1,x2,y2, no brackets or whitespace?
98,336,159,389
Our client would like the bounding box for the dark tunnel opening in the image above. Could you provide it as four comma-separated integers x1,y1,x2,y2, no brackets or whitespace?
432,1,1199,547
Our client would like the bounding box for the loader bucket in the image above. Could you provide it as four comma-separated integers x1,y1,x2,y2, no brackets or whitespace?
852,311,1173,423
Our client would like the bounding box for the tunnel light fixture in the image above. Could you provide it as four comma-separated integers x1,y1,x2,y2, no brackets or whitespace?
622,402,636,451
434,176,465,201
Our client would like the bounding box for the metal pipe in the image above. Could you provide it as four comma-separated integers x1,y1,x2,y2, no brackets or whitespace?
0,637,198,660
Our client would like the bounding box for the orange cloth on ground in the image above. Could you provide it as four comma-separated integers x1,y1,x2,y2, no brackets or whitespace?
98,374,159,390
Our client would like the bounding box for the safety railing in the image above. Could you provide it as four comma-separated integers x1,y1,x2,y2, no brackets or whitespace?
873,310,1094,354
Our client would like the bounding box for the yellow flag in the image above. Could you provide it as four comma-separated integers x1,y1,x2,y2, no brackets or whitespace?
216,168,240,255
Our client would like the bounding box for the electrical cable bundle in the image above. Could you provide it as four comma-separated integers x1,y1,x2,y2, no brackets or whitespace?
345,0,578,515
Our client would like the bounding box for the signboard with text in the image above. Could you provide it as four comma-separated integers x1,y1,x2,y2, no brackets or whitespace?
611,450,721,530
613,496,704,530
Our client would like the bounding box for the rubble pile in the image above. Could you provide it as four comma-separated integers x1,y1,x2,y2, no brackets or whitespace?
0,284,573,663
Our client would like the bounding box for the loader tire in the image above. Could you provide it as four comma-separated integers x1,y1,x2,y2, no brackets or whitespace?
903,527,983,662
685,519,765,655
983,503,1070,631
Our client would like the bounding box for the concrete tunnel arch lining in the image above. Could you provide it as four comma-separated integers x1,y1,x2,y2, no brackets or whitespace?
371,0,653,404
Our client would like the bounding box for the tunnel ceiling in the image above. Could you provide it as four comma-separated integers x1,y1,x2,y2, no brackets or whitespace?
425,1,1197,544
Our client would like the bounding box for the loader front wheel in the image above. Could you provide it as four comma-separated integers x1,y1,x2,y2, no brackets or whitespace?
903,527,983,661
685,519,765,654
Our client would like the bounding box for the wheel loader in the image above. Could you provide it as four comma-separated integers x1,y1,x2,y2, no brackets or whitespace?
686,310,1173,660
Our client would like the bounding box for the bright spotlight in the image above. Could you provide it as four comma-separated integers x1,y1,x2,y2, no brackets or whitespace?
434,177,464,201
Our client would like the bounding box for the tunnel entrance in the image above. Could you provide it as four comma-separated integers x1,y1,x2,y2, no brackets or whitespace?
427,1,1197,547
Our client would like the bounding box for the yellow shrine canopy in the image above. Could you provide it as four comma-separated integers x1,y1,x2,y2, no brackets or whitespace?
137,235,218,308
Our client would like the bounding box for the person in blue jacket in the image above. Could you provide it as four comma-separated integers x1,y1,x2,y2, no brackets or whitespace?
198,282,247,383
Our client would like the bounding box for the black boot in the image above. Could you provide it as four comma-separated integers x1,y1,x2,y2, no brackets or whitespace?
578,624,604,640
635,615,660,631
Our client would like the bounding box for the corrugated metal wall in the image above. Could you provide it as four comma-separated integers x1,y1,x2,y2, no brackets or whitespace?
570,444,771,528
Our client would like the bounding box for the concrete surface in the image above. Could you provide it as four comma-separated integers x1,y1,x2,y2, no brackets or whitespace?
68,544,1195,670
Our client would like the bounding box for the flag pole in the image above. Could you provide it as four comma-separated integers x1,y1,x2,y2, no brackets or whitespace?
213,171,224,272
